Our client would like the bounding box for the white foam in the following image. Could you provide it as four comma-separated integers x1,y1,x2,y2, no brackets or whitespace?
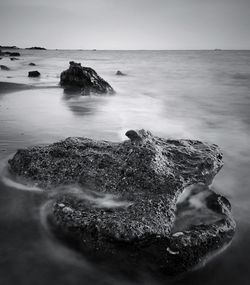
2,176,42,192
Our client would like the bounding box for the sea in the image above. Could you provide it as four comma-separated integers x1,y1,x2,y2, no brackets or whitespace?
0,49,250,285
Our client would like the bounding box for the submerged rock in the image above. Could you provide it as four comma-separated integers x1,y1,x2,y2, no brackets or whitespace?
0,65,10,70
29,62,36,66
60,61,114,95
10,57,19,61
28,71,40,77
8,130,235,275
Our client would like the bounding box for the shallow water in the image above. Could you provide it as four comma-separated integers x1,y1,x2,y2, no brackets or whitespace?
0,49,250,284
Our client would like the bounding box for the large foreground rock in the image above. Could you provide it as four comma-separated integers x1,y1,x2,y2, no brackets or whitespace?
8,130,235,275
60,61,114,95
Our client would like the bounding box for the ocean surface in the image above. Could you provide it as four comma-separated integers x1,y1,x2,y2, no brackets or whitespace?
0,49,250,285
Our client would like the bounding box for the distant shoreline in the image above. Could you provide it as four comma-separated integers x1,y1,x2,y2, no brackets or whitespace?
1,46,250,51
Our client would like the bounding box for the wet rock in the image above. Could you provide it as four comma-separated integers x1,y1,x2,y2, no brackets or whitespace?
8,129,235,275
28,71,40,77
116,70,126,76
0,65,10,71
60,61,114,95
29,62,36,66
10,57,19,61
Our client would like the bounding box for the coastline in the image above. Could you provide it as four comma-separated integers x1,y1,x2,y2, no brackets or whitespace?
0,82,34,94
0,81,60,95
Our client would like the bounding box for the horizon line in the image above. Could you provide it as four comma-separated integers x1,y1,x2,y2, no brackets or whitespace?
1,46,250,51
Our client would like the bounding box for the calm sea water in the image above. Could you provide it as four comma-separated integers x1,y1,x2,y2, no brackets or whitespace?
0,50,250,285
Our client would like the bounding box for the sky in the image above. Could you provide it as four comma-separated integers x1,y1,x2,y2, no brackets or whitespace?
0,0,250,50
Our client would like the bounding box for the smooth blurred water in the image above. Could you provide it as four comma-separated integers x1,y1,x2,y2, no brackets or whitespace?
0,49,250,285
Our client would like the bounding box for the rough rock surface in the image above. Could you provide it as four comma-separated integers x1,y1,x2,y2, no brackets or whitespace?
8,129,235,275
28,71,40,77
60,61,114,95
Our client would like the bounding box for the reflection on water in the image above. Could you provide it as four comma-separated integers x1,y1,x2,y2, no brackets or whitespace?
0,50,250,285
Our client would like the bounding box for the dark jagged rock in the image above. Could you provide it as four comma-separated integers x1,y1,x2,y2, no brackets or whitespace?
29,62,36,66
60,61,114,95
8,129,235,275
28,71,40,77
116,70,126,76
0,65,10,71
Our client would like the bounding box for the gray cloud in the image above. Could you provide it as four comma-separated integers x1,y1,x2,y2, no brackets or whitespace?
0,0,249,49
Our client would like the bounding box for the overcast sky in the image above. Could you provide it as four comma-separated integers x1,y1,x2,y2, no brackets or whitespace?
0,0,250,50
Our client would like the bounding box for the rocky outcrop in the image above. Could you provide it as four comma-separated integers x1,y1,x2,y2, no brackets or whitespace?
0,65,10,70
28,71,40,77
60,61,114,95
8,130,235,275
5,52,20,56
116,70,126,76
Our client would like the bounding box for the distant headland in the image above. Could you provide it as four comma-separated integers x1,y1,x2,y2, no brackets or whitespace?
25,47,47,50
0,45,46,50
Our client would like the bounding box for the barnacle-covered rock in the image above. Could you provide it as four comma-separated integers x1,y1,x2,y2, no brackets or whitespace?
8,130,235,275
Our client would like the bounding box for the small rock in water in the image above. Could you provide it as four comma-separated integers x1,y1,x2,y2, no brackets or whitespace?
29,62,36,66
10,57,19,61
28,71,40,77
0,65,10,70
116,70,126,76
